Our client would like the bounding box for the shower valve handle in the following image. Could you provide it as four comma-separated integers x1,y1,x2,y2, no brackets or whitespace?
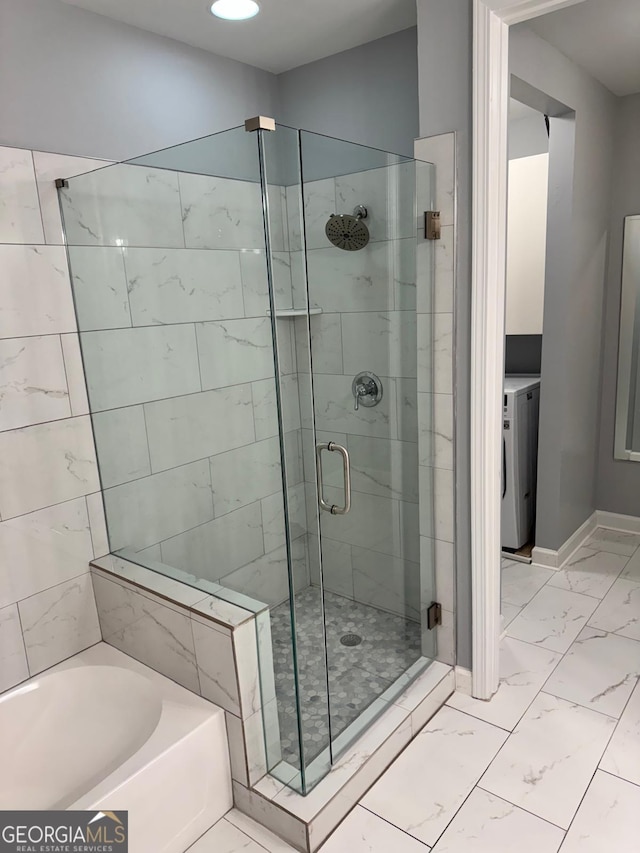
351,372,383,411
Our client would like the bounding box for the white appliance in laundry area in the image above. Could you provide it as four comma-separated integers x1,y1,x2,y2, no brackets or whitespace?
502,376,541,551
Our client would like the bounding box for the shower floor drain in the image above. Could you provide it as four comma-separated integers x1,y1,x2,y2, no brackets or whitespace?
340,633,363,647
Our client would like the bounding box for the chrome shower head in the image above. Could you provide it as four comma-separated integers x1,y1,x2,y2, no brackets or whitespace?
325,205,370,251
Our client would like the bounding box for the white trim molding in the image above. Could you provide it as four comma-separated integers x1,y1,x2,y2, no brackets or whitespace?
471,0,589,701
531,512,598,569
596,511,640,534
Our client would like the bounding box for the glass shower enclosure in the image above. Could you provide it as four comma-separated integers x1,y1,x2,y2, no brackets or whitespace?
58,120,436,794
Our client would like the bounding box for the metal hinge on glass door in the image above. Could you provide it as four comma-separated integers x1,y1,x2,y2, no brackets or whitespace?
424,211,441,240
316,442,351,515
426,601,442,630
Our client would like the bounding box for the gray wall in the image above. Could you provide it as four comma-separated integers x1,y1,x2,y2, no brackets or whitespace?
597,94,640,514
0,0,279,160
510,25,617,551
509,115,549,160
417,0,472,669
277,28,419,158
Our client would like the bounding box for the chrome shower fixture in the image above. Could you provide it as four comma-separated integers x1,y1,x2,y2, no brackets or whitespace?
325,205,370,251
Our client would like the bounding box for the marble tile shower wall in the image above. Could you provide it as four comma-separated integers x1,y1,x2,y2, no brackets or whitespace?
0,145,111,694
60,163,311,610
292,164,426,628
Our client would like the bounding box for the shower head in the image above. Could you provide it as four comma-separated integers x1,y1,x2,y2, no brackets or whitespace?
325,205,370,251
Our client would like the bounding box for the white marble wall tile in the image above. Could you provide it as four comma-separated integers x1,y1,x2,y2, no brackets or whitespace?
0,416,99,519
312,373,397,439
335,163,416,242
92,572,199,692
396,378,419,442
32,151,108,246
160,502,264,583
305,243,396,313
431,787,564,853
583,528,640,557
0,245,76,337
261,484,306,554
0,147,44,244
600,679,640,785
0,335,70,431
191,617,240,713
240,250,294,317
220,537,308,608
252,375,301,440
393,238,418,311
320,484,400,558
321,435,418,503
315,536,354,598
196,318,274,389
60,164,184,248
234,619,261,719
433,467,454,542
300,178,336,250
103,459,213,552
448,637,562,731
0,604,29,693
92,555,209,611
67,246,131,331
544,626,640,718
225,712,249,786
180,173,263,250
125,247,244,326
560,770,640,853
144,384,254,472
352,545,420,621
501,561,554,608
361,706,508,847
275,319,295,377
267,185,287,254
60,334,89,416
342,311,417,380
210,437,282,517
81,324,201,411
417,313,432,393
20,573,100,675
86,492,110,558
415,133,455,227
301,313,343,375
421,536,454,611
419,466,435,539
433,313,453,395
588,578,640,641
285,184,302,253
434,606,455,664
321,805,427,853
507,586,599,653
399,498,420,563
547,547,627,599
92,405,151,488
480,692,616,829
0,497,94,608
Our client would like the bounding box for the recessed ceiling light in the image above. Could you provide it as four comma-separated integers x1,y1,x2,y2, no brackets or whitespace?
210,0,260,20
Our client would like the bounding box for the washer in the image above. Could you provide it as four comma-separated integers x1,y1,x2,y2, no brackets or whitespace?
502,376,541,551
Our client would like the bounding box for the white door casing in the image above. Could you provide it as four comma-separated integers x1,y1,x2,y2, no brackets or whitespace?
471,0,587,699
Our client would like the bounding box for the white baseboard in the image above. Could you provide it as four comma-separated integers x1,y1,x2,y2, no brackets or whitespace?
596,510,640,534
454,666,473,696
531,511,598,569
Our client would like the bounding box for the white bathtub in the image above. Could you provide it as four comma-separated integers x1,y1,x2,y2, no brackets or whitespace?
0,644,232,853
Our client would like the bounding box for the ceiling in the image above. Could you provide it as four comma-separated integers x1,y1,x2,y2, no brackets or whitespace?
60,0,417,74
527,0,640,96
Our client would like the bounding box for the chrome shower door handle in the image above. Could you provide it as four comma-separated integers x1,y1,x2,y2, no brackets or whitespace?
315,442,351,515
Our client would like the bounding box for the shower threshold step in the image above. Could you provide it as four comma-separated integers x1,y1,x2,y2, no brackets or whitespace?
267,307,323,317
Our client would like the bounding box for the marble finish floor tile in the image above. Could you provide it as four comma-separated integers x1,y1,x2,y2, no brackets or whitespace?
361,706,508,847
543,626,640,717
480,691,617,829
187,817,274,852
546,548,628,599
500,602,522,630
620,545,640,581
270,587,421,766
501,562,554,608
506,586,599,653
583,528,640,557
431,787,564,853
559,770,640,853
588,578,640,641
225,809,297,852
320,806,429,852
600,679,640,785
447,637,562,730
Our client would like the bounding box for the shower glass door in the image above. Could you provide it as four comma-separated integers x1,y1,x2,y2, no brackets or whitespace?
260,127,437,785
